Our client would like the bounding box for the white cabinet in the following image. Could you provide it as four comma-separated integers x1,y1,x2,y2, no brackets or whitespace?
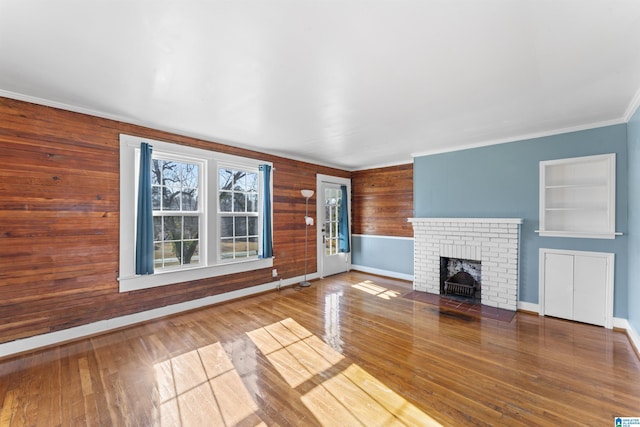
539,153,616,239
539,249,614,328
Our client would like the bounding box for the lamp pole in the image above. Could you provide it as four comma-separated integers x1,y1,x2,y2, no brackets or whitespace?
300,189,314,287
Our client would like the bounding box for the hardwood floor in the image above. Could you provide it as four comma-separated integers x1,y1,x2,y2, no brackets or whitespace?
1,271,639,426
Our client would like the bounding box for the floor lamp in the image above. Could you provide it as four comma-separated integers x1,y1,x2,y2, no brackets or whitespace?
300,189,314,287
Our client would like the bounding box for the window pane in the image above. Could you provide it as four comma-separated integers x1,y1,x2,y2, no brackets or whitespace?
157,242,180,267
163,186,180,210
220,239,234,259
152,187,161,210
153,216,162,241
165,242,181,267
233,172,245,191
165,216,182,240
163,161,180,185
246,172,258,192
248,217,258,236
151,159,162,185
247,193,258,212
219,191,232,212
154,244,164,268
184,217,199,239
235,217,247,237
234,238,248,257
248,237,258,256
181,188,198,211
182,241,199,264
233,193,246,212
220,217,233,238
183,163,199,188
219,169,233,190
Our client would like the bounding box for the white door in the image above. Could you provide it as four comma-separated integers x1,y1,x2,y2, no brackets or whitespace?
543,253,574,320
317,175,351,278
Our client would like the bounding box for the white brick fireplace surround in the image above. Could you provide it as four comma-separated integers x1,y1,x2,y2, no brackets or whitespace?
409,218,523,311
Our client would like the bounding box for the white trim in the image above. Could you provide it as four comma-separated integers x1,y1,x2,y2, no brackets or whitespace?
517,301,539,313
352,160,414,171
623,86,640,122
538,248,615,329
0,272,319,358
351,264,413,282
410,118,625,159
408,217,523,224
613,318,640,358
352,234,414,241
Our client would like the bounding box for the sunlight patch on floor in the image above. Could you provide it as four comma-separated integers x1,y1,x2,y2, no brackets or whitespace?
247,318,441,427
352,280,401,299
154,342,265,427
246,318,344,388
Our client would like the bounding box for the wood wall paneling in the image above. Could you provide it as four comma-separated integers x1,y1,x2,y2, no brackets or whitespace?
0,97,348,344
351,164,413,237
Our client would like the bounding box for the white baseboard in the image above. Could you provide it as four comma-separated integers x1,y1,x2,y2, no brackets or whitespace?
517,301,539,313
0,273,318,359
613,318,640,357
350,265,413,282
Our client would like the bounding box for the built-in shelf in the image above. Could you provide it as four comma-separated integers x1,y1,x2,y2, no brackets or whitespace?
539,153,616,239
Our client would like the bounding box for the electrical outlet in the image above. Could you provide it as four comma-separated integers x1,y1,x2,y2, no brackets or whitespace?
272,268,278,278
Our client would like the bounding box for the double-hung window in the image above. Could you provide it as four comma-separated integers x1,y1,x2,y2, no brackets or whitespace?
152,155,203,269
119,134,273,292
218,167,259,260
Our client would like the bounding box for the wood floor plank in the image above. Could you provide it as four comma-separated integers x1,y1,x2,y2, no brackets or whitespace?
1,271,639,426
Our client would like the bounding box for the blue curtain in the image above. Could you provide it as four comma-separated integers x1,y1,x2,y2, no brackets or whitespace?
338,185,350,253
259,164,273,258
135,142,154,275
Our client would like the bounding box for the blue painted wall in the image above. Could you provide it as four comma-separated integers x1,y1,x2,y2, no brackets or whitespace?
414,124,629,317
351,235,414,276
628,105,640,332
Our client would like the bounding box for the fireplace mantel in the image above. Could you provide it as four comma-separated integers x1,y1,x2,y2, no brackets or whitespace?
409,217,522,311
408,217,523,224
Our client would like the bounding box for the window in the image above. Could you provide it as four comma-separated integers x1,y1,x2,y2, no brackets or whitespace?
152,157,202,269
119,134,273,292
219,167,259,260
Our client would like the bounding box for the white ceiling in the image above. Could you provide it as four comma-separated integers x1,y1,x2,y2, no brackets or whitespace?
1,1,640,170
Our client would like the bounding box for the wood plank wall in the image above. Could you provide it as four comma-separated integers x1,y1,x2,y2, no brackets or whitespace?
0,97,349,344
351,164,413,237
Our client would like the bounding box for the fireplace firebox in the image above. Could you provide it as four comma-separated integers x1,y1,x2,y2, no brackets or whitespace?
440,257,481,302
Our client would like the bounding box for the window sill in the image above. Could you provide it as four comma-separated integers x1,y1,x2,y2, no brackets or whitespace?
118,257,273,292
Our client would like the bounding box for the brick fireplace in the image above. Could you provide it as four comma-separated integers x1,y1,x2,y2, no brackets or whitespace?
409,218,522,311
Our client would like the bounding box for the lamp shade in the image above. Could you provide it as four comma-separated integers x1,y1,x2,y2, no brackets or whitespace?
301,189,314,198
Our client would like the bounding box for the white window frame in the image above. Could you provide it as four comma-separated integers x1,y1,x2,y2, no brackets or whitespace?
119,134,273,292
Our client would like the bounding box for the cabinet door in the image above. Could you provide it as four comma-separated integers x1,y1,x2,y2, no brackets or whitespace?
573,255,607,326
543,253,574,319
